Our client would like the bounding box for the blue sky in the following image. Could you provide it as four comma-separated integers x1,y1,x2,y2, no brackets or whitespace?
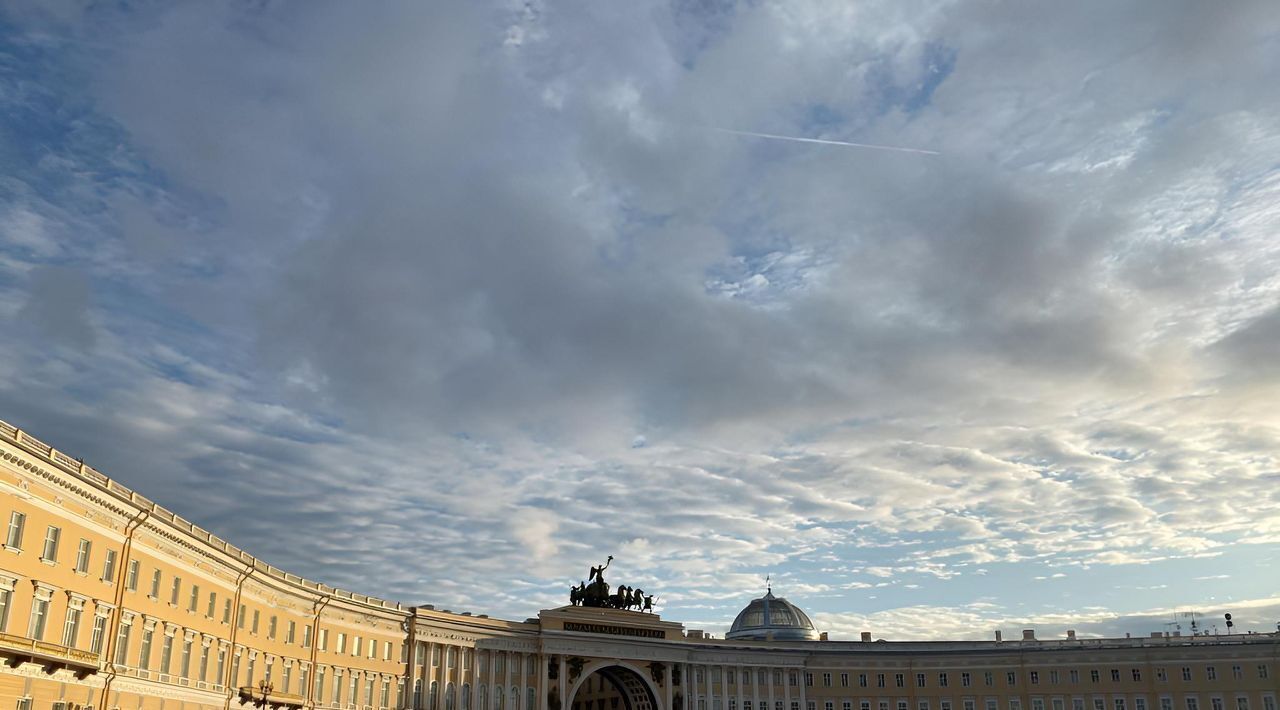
2,0,1280,640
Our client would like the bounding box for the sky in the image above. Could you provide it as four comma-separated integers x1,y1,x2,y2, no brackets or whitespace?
1,0,1279,641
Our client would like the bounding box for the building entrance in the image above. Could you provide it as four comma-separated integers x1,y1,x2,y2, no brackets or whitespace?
567,665,659,710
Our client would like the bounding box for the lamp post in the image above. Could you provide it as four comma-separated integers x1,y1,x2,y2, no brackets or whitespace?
255,680,275,709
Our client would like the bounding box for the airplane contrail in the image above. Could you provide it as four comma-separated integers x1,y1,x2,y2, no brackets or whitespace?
711,127,940,156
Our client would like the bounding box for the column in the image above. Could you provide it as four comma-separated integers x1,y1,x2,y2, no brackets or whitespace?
504,652,513,710
663,663,673,710
557,656,566,710
767,668,775,710
798,670,806,710
752,667,761,710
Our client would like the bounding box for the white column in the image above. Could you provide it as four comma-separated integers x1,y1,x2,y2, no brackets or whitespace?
798,670,806,710
663,663,673,710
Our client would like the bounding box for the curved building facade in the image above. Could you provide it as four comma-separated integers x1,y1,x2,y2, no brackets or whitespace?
1,419,1277,710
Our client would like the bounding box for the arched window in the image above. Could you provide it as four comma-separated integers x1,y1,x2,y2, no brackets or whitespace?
526,688,534,710
462,684,472,710
479,684,487,710
414,679,424,710
511,687,520,710
446,683,456,710
430,681,439,710
495,686,504,710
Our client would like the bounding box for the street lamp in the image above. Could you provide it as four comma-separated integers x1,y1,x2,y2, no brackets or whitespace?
255,680,275,708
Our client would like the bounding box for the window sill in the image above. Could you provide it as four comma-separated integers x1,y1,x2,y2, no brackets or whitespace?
40,557,57,566
2,546,20,555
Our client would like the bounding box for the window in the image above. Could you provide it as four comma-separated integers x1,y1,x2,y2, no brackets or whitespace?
805,672,814,686
918,673,927,687
1112,671,1121,683
896,673,906,688
1206,667,1217,681
841,673,849,687
102,549,117,582
127,560,139,591
189,585,200,612
269,615,278,640
170,577,181,605
303,624,312,648
1054,700,1065,710
114,617,132,666
41,526,60,562
1075,699,1086,710
941,673,949,687
1211,701,1223,710
789,671,798,686
217,646,227,685
1115,700,1126,710
1260,666,1271,679
223,599,232,624
1094,700,1105,710
90,614,107,654
988,700,999,710
1160,700,1172,710
160,633,173,674
1182,669,1193,682
139,625,153,669
1136,701,1147,710
1031,672,1039,685
963,672,972,686
823,673,831,687
251,609,259,634
319,628,328,651
1010,701,1021,710
385,641,393,660
1187,699,1199,710
61,604,81,647
316,667,326,703
287,620,296,644
1262,699,1275,710
207,592,217,618
1071,671,1080,684
353,635,362,657
985,672,994,686
1091,671,1100,683
198,644,210,682
181,636,193,678
75,539,92,573
963,700,975,710
27,595,49,639
16,698,31,710
1156,669,1166,683
238,604,246,629
5,511,24,549
860,674,868,687
878,674,885,688
150,569,162,598
1237,699,1249,710
1008,672,1017,686
941,703,951,710
0,584,11,633
337,632,347,653
1051,671,1060,684
1133,670,1142,682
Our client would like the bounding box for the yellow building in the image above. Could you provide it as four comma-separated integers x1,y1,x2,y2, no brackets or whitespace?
1,420,1276,710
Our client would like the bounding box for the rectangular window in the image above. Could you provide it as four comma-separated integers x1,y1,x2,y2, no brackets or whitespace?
918,673,926,687
1133,670,1142,682
1183,669,1192,682
841,673,849,687
1071,671,1080,684
217,646,226,685
1237,699,1250,710
75,539,92,573
941,673,949,687
90,614,107,654
384,640,392,660
963,700,975,710
823,672,832,687
114,620,132,666
231,650,241,687
860,674,868,687
27,596,49,639
316,667,326,703
286,620,296,644
1008,672,1017,686
1260,666,1271,679
1136,701,1146,710
150,569,162,598
5,511,25,549
199,644,210,682
878,674,886,688
61,606,81,647
986,672,994,686
897,673,906,688
1186,699,1198,710
170,577,181,605
127,560,139,591
0,586,11,633
1116,700,1126,710
337,632,346,653
1075,699,1086,710
963,672,972,687
1206,667,1217,681
1053,700,1064,710
1111,671,1121,683
1156,669,1166,683
301,665,310,698
1010,702,1021,710
1091,671,1100,684
805,672,813,687
269,615,278,640
238,604,246,629
160,634,173,674
1031,672,1040,685
223,599,232,624
207,592,217,618
102,549,117,582
303,624,313,648
41,526,60,562
181,637,193,678
1094,700,1105,710
189,585,200,612
988,700,999,710
1263,699,1276,710
252,609,260,633
320,628,329,651
139,626,153,670
382,680,391,710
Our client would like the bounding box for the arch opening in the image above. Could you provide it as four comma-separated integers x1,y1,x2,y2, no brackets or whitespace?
569,665,658,710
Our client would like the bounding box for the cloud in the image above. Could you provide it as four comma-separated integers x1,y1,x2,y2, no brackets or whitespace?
0,0,1278,634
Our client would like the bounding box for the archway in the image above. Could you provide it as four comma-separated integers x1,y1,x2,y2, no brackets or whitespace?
567,664,660,710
